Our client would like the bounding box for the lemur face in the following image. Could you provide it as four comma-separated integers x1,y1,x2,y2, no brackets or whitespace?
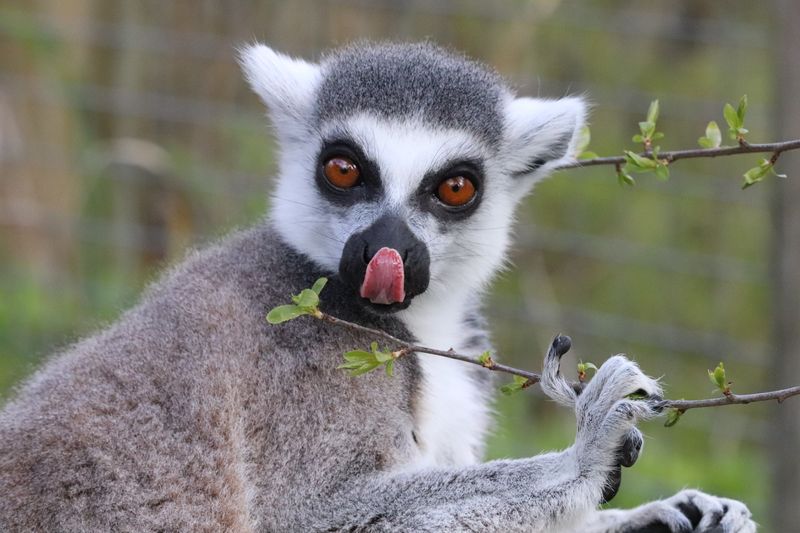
241,42,585,314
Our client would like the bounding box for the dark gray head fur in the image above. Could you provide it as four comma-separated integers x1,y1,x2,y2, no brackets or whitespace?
315,42,509,146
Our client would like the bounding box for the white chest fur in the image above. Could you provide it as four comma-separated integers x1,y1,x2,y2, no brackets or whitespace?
399,304,492,467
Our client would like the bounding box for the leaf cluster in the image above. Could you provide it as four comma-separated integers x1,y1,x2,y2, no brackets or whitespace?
338,341,397,377
723,95,749,142
266,278,327,324
618,100,669,185
632,99,664,148
742,158,786,189
708,361,732,395
577,360,597,382
500,375,531,396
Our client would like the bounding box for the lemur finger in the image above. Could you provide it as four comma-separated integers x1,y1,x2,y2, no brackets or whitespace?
600,429,643,505
660,490,756,533
617,427,643,468
600,465,622,504
586,399,659,454
578,355,662,417
608,398,661,428
717,497,757,533
627,506,694,533
539,334,577,408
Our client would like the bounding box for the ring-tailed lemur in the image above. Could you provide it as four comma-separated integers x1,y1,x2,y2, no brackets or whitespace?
0,42,756,532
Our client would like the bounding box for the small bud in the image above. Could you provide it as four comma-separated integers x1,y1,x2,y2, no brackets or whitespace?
664,408,684,427
500,375,529,396
708,362,728,393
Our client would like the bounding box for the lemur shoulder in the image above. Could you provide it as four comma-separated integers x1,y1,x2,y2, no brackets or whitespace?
0,42,756,532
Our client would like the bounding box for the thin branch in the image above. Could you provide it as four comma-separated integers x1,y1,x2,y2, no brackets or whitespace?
312,311,800,413
555,138,800,171
660,386,800,412
317,311,541,383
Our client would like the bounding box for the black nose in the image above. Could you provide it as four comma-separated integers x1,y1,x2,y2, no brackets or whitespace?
339,215,430,312
360,218,417,264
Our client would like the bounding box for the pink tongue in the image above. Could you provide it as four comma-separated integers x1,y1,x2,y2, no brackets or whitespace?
360,247,406,305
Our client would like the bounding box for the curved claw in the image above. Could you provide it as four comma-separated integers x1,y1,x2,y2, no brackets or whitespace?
618,428,643,468
540,334,578,408
551,335,572,357
601,465,622,504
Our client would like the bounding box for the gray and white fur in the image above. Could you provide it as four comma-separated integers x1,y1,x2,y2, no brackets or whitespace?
0,42,756,532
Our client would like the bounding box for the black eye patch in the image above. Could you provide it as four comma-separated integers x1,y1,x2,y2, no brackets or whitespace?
414,159,484,221
315,139,382,205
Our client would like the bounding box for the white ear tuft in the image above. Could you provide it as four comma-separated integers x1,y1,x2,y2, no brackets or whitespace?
238,44,321,133
501,96,587,178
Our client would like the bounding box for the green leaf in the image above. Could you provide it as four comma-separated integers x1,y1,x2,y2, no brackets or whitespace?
655,163,670,181
632,134,644,143
737,94,748,123
651,132,665,141
340,346,396,377
708,362,727,391
500,375,529,396
478,351,493,366
639,121,655,138
624,151,658,171
698,137,714,149
646,99,660,125
343,349,372,362
617,169,635,186
664,408,684,427
311,277,328,295
347,361,382,376
723,102,740,131
697,121,721,149
266,304,307,324
742,162,771,188
339,349,382,376
583,362,598,372
373,349,393,364
575,125,591,154
294,288,319,309
706,120,722,143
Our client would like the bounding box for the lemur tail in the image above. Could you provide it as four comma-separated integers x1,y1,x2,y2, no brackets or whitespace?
540,335,579,408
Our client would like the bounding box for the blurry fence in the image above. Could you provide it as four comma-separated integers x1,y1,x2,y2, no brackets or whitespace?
0,0,786,527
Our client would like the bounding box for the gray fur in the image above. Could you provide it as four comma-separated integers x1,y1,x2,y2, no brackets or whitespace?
316,42,507,147
0,41,757,532
0,225,424,531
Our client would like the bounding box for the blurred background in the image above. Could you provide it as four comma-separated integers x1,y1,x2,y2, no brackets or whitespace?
1,1,799,530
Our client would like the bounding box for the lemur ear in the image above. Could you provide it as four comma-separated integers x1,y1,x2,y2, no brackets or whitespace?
501,96,587,179
238,44,321,135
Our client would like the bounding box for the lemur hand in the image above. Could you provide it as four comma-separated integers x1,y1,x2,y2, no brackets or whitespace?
541,338,757,532
540,336,661,503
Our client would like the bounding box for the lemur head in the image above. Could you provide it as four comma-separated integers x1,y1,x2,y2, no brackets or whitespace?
240,42,585,316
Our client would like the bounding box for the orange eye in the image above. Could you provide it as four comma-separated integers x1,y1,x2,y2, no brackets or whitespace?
436,176,476,207
323,156,360,189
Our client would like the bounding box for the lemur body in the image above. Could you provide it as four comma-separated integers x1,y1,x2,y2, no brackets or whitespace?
0,42,755,532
